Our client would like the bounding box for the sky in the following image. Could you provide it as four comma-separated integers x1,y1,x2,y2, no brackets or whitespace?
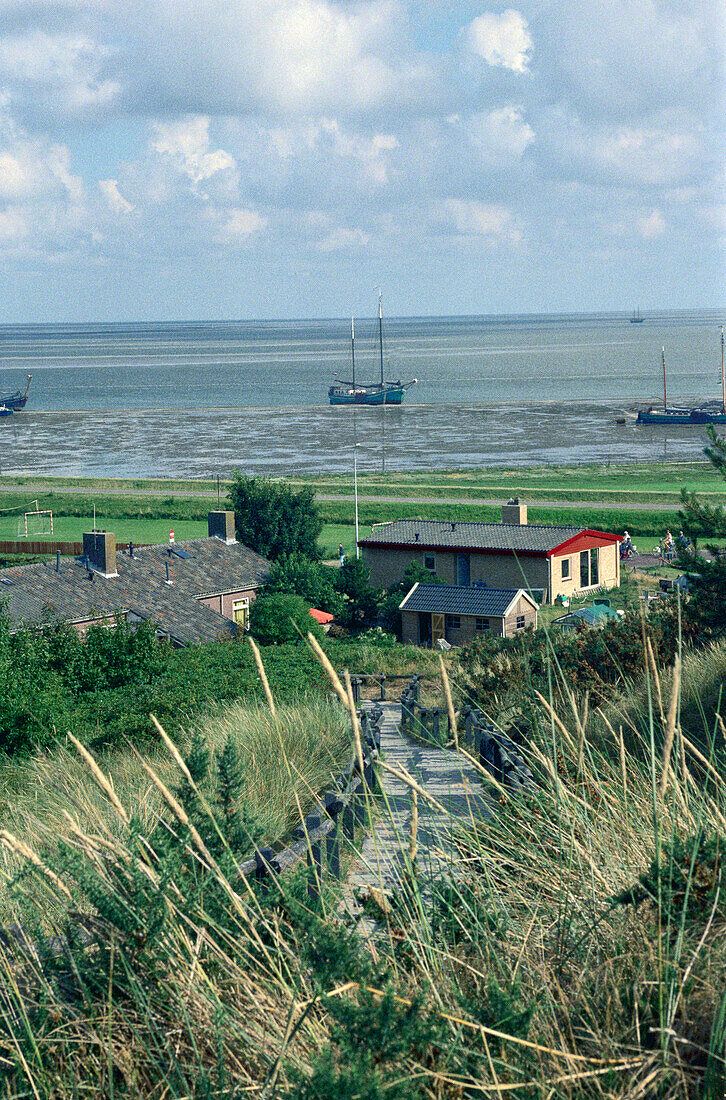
0,0,723,322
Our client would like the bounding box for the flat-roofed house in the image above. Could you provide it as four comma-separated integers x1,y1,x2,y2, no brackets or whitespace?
360,502,620,604
1,511,270,646
399,583,538,646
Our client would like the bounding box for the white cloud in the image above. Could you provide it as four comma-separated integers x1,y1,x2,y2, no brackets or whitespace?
539,1,720,121
150,117,237,188
441,199,523,244
98,179,134,214
0,32,121,122
464,10,532,73
0,209,26,242
318,225,370,251
463,106,534,164
636,209,666,238
222,207,268,238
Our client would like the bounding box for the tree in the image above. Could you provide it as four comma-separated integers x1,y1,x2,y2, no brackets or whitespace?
248,594,324,645
227,475,323,561
265,552,342,615
380,560,443,638
334,558,380,628
678,426,726,635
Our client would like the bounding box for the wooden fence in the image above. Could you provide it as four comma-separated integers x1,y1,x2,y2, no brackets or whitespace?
399,675,536,793
238,704,382,900
0,540,85,556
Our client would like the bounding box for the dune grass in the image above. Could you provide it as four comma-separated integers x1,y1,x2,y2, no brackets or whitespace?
0,633,723,1097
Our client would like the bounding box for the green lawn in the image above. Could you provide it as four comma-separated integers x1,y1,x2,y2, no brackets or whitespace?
320,523,357,559
0,515,208,545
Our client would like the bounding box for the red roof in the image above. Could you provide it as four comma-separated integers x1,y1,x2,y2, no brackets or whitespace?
309,608,334,624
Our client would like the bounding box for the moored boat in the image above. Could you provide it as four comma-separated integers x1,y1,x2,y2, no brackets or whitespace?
0,405,14,418
0,375,32,411
637,331,726,424
329,295,417,406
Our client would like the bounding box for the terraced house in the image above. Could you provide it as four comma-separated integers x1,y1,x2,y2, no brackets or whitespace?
0,511,270,646
360,501,621,604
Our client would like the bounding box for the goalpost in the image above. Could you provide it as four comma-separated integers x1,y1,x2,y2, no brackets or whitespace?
18,502,54,538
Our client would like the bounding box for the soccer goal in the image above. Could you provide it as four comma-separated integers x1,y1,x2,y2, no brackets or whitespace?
18,504,54,538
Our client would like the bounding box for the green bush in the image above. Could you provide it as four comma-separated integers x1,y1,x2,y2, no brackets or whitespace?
249,594,324,645
265,552,342,615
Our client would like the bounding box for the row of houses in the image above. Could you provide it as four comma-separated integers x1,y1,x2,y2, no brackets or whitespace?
362,501,621,645
1,512,270,646
0,501,621,649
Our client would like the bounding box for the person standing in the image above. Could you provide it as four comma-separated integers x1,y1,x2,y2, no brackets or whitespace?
338,543,345,566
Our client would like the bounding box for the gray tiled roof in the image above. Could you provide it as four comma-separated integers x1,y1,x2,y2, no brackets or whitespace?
399,584,537,617
0,537,270,645
361,519,586,553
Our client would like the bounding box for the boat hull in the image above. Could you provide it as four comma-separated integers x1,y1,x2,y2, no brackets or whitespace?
329,385,406,406
637,407,726,425
1,392,28,410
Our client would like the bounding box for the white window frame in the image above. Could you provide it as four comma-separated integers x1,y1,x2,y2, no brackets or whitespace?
232,597,250,627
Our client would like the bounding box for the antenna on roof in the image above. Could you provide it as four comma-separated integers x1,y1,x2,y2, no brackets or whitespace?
93,503,96,532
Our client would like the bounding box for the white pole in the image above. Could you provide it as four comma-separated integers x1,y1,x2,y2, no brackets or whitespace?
354,446,360,558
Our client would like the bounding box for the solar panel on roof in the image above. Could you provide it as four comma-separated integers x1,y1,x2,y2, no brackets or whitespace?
1,578,14,586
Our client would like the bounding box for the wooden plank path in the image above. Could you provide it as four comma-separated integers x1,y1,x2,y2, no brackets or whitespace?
343,700,490,921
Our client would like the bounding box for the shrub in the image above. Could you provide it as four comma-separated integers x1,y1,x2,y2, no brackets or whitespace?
249,594,324,645
265,552,342,615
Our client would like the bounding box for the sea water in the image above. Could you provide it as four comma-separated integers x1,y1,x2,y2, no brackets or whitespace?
0,309,722,477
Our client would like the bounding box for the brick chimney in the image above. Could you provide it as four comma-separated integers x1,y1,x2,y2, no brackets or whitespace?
208,510,236,544
82,530,118,577
501,499,528,525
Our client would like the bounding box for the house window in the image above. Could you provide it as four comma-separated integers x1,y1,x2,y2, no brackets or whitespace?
516,615,525,630
232,598,250,627
475,617,490,632
457,554,470,586
590,547,599,586
424,553,435,572
580,550,590,587
445,615,461,630
561,557,570,579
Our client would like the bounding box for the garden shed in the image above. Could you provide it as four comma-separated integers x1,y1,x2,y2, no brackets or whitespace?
399,583,539,647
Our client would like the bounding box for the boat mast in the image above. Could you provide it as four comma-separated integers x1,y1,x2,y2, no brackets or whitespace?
351,316,356,390
721,326,725,415
662,346,667,410
378,291,384,387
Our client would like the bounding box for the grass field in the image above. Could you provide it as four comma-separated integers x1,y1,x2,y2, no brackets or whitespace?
0,514,208,545
0,457,723,549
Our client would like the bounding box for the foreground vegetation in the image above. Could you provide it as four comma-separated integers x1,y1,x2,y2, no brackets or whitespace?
0,631,723,1097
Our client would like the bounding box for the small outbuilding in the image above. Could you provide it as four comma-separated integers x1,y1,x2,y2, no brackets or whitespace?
399,583,538,647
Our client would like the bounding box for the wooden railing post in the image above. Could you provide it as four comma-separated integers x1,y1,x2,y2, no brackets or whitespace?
324,791,344,880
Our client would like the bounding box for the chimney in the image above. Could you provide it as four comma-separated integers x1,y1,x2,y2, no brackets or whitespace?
208,510,236,543
82,530,118,577
501,499,527,526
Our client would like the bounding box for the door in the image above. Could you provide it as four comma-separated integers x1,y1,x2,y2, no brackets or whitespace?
418,612,432,646
457,553,471,586
580,550,589,587
432,613,445,645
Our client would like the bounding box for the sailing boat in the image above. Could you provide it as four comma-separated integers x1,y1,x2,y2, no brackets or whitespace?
0,375,32,411
630,307,644,323
637,331,726,424
328,293,417,406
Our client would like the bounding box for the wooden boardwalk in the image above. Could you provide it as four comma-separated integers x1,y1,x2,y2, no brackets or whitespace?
343,701,490,920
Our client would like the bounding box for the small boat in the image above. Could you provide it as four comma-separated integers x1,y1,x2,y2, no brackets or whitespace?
630,307,644,323
637,333,726,424
0,405,14,418
329,294,417,406
0,375,32,411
